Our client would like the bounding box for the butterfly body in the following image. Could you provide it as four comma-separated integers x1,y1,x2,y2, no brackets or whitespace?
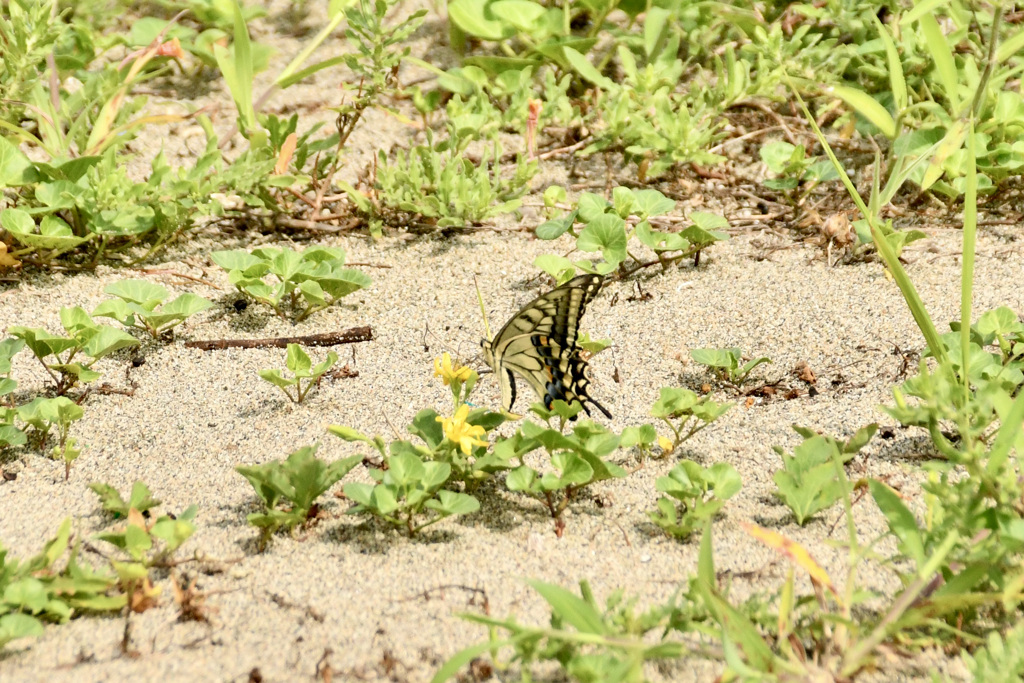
481,275,612,419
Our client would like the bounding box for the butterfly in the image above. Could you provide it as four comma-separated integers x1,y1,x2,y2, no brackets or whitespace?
481,274,612,419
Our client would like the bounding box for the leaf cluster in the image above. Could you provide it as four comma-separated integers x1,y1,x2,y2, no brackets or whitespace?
690,347,771,386
346,127,537,234
258,344,337,404
212,246,370,321
772,424,877,526
8,307,139,394
535,186,728,282
649,461,741,541
436,579,686,683
93,279,212,338
236,445,361,549
503,401,627,522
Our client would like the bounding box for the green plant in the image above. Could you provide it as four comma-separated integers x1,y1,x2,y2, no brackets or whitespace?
797,22,1024,617
0,338,27,452
342,451,480,537
435,579,687,683
346,126,537,234
258,344,337,403
8,307,139,394
236,445,361,549
92,280,212,338
501,400,627,529
759,140,839,205
332,353,508,490
94,503,197,570
648,387,733,456
690,347,772,386
648,460,741,540
89,481,162,518
211,246,370,321
772,424,877,526
0,519,121,652
14,396,84,478
961,619,1024,683
534,187,729,282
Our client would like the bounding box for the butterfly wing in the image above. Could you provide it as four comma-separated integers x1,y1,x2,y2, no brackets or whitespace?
483,274,611,419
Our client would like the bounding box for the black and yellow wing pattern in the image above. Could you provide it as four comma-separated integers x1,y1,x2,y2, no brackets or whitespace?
481,274,612,419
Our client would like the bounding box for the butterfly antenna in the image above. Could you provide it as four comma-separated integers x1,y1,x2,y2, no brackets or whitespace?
474,275,492,342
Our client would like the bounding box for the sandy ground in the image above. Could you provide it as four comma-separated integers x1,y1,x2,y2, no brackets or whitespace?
3,2,1023,681
1,225,1021,682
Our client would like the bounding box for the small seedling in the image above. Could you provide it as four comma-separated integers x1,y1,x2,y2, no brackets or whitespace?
0,517,132,651
648,460,741,540
92,279,212,338
211,246,370,321
500,401,627,530
690,347,771,385
8,308,139,394
93,500,197,614
342,452,479,537
15,397,83,478
95,505,197,570
772,423,877,525
258,344,337,403
759,140,839,205
650,387,733,455
90,481,162,518
236,445,361,549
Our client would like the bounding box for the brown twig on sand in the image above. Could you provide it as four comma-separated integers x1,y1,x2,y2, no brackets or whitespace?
184,327,373,350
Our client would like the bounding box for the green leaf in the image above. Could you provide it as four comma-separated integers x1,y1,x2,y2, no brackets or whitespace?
873,15,907,113
158,293,213,319
577,214,627,266
425,490,480,516
211,249,268,275
690,348,739,371
506,465,538,492
563,47,616,90
489,0,545,31
525,580,607,635
577,193,609,222
285,344,312,376
689,212,729,231
0,613,44,646
635,221,688,252
869,479,925,567
620,424,657,448
313,268,371,299
104,280,168,307
0,136,38,187
535,213,576,240
82,326,140,359
917,13,960,112
448,0,516,40
650,387,699,418
533,254,575,282
829,85,896,138
631,189,675,217
258,369,296,389
343,482,375,507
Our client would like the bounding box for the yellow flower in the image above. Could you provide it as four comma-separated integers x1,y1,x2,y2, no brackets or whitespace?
433,353,473,386
436,404,488,455
658,436,674,452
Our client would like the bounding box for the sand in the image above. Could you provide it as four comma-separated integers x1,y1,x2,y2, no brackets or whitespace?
3,3,1022,681
2,227,1019,682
